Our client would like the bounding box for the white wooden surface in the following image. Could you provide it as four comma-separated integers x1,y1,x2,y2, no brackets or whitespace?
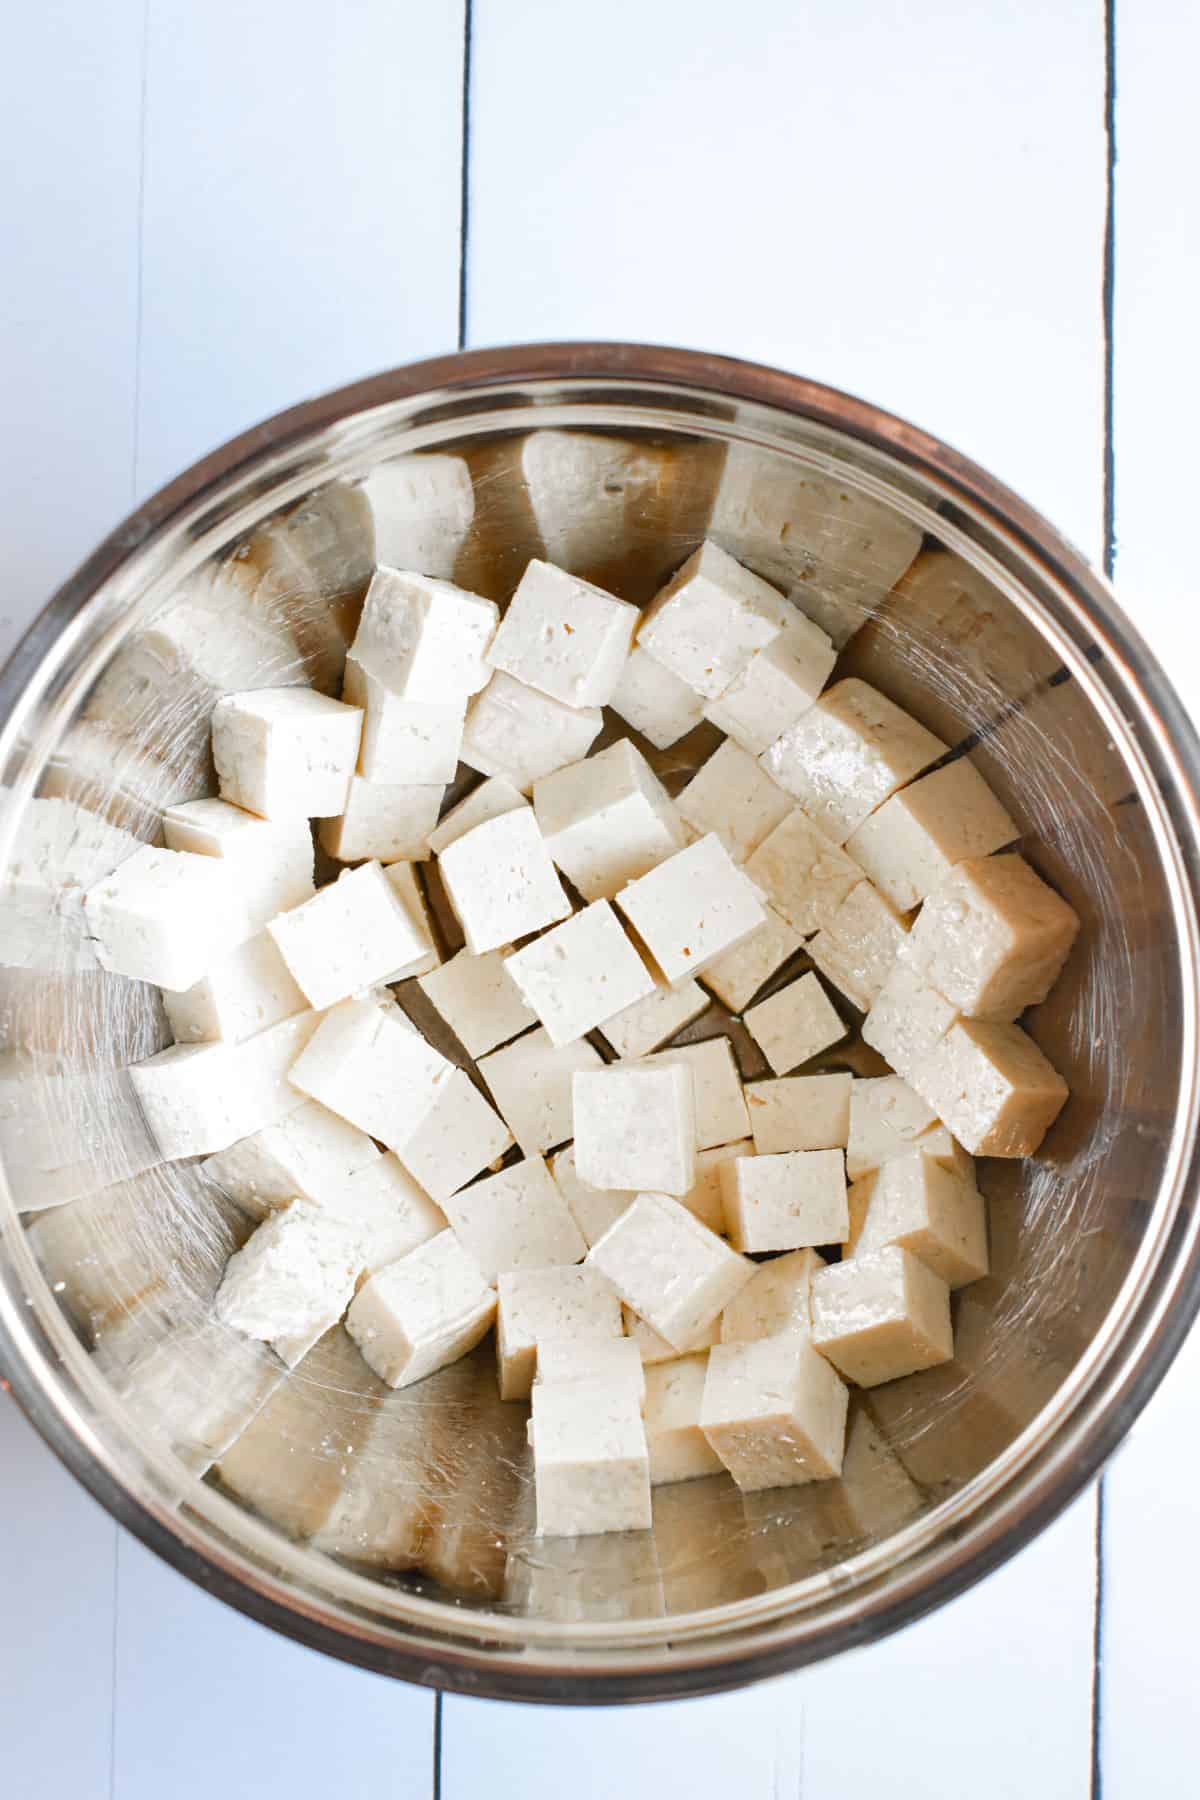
0,2,1189,1793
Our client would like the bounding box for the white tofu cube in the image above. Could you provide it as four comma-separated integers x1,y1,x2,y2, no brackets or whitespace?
83,844,246,991
761,680,947,845
162,797,316,938
288,993,453,1149
910,1018,1069,1157
645,1354,725,1484
548,1146,633,1248
807,880,909,1013
131,1009,321,1159
418,944,536,1058
721,1147,847,1253
637,541,786,699
676,741,792,864
847,1149,988,1289
608,646,705,749
396,1067,513,1201
427,775,528,855
214,1201,363,1368
345,1230,496,1388
477,1027,602,1155
317,775,441,864
335,1153,446,1273
743,971,845,1076
204,1098,382,1218
0,797,139,972
624,1306,721,1364
362,452,474,579
495,1265,623,1400
862,960,960,1083
596,974,710,1059
720,1247,825,1344
536,1334,645,1402
678,1140,753,1233
573,1064,696,1197
642,1037,750,1151
487,558,638,707
380,862,440,979
437,807,571,955
700,1335,848,1491
587,1193,753,1351
163,930,307,1044
811,1246,953,1386
699,906,804,1014
743,808,863,938
441,1157,586,1280
350,565,498,700
704,609,836,755
745,1072,852,1153
504,900,655,1047
211,688,363,819
903,854,1080,1021
846,1075,939,1181
616,833,766,982
844,758,1018,913
530,1377,651,1537
267,861,430,1010
533,737,687,902
461,671,603,793
341,654,465,784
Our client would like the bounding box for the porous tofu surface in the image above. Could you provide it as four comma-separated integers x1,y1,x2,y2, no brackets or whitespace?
675,740,792,863
812,1246,953,1387
745,1072,853,1153
214,1201,363,1369
495,1265,623,1400
720,1148,848,1253
573,1063,696,1197
596,976,710,1059
624,1306,721,1364
677,1141,752,1233
845,758,1018,912
704,608,837,756
487,558,638,707
418,944,536,1059
700,1334,849,1492
426,775,529,856
267,860,432,1009
342,654,465,784
642,1037,750,1150
395,1067,514,1202
548,1146,633,1247
637,540,787,699
807,879,909,1013
441,1157,586,1280
644,1353,725,1484
616,833,766,982
699,906,804,1014
204,1098,381,1216
530,1376,651,1537
132,1009,321,1159
437,807,571,954
162,928,306,1044
862,959,960,1082
743,971,846,1076
903,853,1080,1021
536,1335,646,1402
345,1230,497,1389
477,1027,602,1155
318,775,441,864
910,1018,1069,1157
587,1192,753,1351
288,993,452,1149
609,645,705,749
846,1074,939,1180
720,1247,825,1344
162,797,315,926
83,844,245,992
504,900,656,1046
533,737,686,902
847,1148,988,1289
461,670,603,793
334,1154,447,1273
211,687,363,819
350,565,498,700
744,808,863,937
361,451,474,579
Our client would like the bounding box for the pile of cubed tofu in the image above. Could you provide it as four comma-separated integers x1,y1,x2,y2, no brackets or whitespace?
78,522,1079,1540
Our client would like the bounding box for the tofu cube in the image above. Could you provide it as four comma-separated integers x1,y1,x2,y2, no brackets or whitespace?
487,558,638,707
397,1067,513,1202
361,451,474,579
441,1157,586,1280
761,679,947,845
418,944,536,1059
335,1154,447,1273
720,1247,825,1344
846,1074,939,1181
380,862,441,979
204,1098,381,1218
844,759,1018,913
345,1230,497,1388
504,900,655,1046
533,737,687,902
477,1027,603,1155
162,927,306,1045
461,671,603,794
616,833,766,983
437,807,571,954
676,741,792,864
624,1306,721,1364
699,906,804,1013
642,1037,750,1151
644,1354,725,1484
573,1064,696,1197
288,993,453,1149
807,879,909,1013
83,844,246,991
862,959,960,1083
530,1377,651,1536
704,609,836,755
162,797,315,929
211,688,363,819
608,645,705,749
700,1335,849,1491
678,1140,753,1233
317,775,441,864
847,1149,988,1289
496,1265,623,1400
349,565,498,700
536,1334,646,1403
549,1146,633,1247
811,1246,953,1386
341,654,465,784
213,1201,363,1368
596,975,710,1059
903,854,1080,1021
720,1148,848,1252
637,541,786,699
745,1072,852,1153
587,1192,753,1351
267,861,434,1009
427,776,528,856
743,971,845,1076
131,1009,321,1159
910,1018,1069,1157
743,808,863,938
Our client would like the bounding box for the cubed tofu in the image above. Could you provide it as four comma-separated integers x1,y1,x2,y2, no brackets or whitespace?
496,1265,623,1400
699,906,804,1013
334,1153,447,1274
844,759,1018,913
487,558,638,707
536,1334,646,1403
624,1307,720,1364
616,834,766,982
341,654,466,784
396,1067,513,1202
204,1099,381,1218
83,844,247,991
720,1148,847,1253
902,854,1080,1021
427,776,529,855
846,1149,988,1289
477,1027,603,1155
910,1018,1069,1157
503,900,655,1046
862,959,960,1083
380,862,441,979
318,774,441,863
703,608,836,755
743,809,863,938
362,452,474,579
530,1377,651,1537
700,1335,848,1491
349,566,498,700
678,1140,753,1233
637,541,786,699
642,1037,751,1151
288,993,452,1149
533,737,687,901
548,1145,632,1247
573,1064,696,1198
417,944,536,1058
437,807,571,954
761,679,947,845
608,646,705,749
441,1157,586,1280
720,1247,825,1344
267,861,434,1008
213,1201,363,1368
846,1074,938,1181
211,688,363,819
587,1192,753,1351
461,671,603,793
345,1230,497,1388
676,741,792,865
596,975,710,1059
131,1009,321,1159
162,797,315,928
811,1246,953,1386
644,1354,725,1484
745,1072,853,1153
743,971,845,1076
807,879,909,1012
162,928,307,1044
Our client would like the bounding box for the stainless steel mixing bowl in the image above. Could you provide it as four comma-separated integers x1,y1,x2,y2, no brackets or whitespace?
3,344,1199,1703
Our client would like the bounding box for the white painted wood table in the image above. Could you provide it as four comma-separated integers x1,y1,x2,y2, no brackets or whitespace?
0,3,1194,1793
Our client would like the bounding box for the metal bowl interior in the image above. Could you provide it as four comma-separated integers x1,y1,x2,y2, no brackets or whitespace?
2,345,1199,1704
